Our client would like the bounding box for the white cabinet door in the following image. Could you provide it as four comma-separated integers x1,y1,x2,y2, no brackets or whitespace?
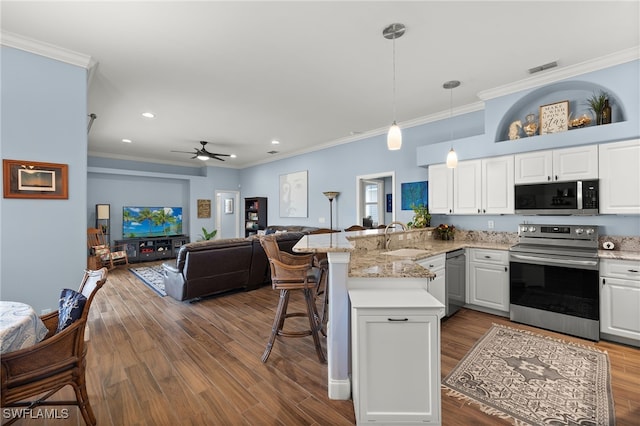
514,150,553,183
482,155,514,214
599,139,640,214
467,249,509,314
350,289,441,425
453,160,482,214
553,145,598,181
420,255,446,312
428,163,453,214
600,276,640,343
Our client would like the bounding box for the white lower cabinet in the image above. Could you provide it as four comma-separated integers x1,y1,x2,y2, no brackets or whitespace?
349,289,442,425
467,248,509,315
418,254,446,318
600,259,640,347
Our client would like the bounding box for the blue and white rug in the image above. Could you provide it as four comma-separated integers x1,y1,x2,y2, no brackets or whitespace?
129,265,166,296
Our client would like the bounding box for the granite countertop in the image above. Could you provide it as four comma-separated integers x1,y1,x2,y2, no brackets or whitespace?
293,229,640,279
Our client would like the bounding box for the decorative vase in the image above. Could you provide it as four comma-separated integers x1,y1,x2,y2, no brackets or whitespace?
523,113,538,137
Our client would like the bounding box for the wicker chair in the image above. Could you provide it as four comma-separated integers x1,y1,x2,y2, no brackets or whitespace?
87,227,128,269
1,268,108,426
260,236,325,363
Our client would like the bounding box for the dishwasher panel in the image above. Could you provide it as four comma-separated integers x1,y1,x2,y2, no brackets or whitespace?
445,249,466,317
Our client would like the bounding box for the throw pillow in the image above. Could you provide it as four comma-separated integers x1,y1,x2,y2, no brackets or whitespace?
56,288,87,333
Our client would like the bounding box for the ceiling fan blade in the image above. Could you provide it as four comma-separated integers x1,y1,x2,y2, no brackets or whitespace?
170,150,198,154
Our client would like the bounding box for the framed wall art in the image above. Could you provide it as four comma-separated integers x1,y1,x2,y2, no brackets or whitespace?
279,170,308,217
197,199,211,218
224,198,234,214
3,159,68,199
539,100,569,135
401,181,428,210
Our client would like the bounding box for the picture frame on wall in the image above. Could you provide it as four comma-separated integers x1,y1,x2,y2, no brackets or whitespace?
539,100,569,135
401,181,428,210
3,159,68,199
279,170,308,217
197,199,211,218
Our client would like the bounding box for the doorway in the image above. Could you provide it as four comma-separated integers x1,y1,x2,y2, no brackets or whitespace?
215,190,240,239
356,171,395,227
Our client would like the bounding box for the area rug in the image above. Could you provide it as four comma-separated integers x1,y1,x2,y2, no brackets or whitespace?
129,265,166,296
443,324,614,426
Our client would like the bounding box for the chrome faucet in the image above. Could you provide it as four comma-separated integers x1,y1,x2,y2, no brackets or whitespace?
384,221,407,250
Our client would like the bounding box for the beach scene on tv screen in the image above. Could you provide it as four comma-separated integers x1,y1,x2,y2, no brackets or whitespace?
123,206,183,238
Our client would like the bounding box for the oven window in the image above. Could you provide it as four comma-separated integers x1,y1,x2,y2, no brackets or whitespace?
510,261,599,320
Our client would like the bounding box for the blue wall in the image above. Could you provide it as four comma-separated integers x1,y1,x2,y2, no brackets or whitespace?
1,47,88,313
87,60,640,240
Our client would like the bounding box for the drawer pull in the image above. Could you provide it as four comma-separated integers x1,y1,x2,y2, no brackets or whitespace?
629,269,639,273
484,255,491,259
387,318,409,322
429,264,435,268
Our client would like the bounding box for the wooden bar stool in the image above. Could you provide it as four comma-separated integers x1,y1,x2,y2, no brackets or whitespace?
260,236,326,363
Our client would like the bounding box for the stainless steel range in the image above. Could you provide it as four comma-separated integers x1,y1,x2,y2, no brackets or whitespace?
509,224,600,341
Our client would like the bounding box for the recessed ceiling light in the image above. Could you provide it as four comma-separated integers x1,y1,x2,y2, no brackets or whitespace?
271,140,280,145
230,154,237,158
141,112,155,118
121,138,132,143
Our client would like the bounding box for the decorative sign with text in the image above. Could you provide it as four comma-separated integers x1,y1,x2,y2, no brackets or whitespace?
539,100,569,135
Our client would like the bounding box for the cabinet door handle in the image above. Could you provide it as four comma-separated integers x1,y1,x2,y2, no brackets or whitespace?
483,209,486,213
555,175,558,181
387,318,409,322
429,264,435,268
477,209,481,213
628,269,639,273
547,176,551,181
484,255,491,259
504,266,508,272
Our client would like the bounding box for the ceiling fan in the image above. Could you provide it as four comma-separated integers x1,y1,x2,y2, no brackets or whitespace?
171,141,231,161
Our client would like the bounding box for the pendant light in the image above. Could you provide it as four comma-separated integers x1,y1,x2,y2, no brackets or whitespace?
383,23,405,151
444,80,460,168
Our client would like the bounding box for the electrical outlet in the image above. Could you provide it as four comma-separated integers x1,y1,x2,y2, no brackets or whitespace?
398,234,404,240
488,220,494,229
318,217,325,223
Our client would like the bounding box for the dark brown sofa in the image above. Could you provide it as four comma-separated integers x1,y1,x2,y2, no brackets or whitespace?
162,232,305,301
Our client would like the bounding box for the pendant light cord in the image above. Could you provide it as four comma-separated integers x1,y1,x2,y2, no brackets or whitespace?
392,34,397,123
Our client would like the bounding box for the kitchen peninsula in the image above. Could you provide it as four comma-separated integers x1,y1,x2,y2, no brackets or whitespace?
292,227,516,405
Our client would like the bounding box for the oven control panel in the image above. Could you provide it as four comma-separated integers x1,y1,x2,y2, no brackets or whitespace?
518,224,598,242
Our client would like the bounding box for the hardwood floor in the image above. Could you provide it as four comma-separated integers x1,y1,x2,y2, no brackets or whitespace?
9,262,640,425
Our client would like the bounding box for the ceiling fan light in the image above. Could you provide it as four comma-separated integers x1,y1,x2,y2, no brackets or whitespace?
446,148,458,168
387,122,402,150
197,154,210,161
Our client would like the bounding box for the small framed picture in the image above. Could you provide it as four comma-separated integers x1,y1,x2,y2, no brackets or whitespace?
224,198,234,214
3,159,68,199
539,100,569,135
197,199,211,218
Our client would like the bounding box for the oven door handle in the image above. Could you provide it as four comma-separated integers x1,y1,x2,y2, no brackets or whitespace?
510,253,599,269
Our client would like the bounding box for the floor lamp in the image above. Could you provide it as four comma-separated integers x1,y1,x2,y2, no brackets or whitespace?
322,191,340,230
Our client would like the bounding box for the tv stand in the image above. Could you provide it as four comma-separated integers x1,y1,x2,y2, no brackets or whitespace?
115,235,189,263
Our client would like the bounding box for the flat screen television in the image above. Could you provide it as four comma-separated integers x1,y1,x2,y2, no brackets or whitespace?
123,206,183,238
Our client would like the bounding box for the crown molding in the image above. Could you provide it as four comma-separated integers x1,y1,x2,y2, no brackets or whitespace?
1,31,96,70
478,46,640,100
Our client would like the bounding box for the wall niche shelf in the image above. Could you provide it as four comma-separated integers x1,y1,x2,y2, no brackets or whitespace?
495,81,627,143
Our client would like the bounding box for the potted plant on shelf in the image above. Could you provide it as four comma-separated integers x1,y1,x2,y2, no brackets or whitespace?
436,224,455,240
407,204,431,228
586,90,608,125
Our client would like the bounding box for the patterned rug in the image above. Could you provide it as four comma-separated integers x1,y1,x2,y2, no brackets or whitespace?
443,324,614,425
129,265,166,296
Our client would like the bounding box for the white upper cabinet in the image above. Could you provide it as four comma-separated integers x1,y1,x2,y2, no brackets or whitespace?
453,156,514,215
514,145,598,184
428,163,453,214
453,160,482,214
599,139,640,214
482,156,515,214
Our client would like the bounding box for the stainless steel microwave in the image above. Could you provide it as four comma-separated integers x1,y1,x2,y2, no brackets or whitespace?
514,180,599,215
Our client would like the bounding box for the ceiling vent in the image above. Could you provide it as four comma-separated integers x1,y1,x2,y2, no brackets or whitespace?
528,61,558,74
